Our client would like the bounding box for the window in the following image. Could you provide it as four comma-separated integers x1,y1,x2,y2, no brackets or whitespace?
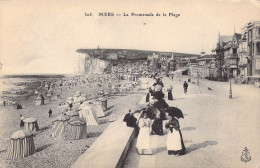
257,42,260,54
230,59,237,65
256,59,260,70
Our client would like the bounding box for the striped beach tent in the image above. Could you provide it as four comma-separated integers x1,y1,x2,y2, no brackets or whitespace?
24,118,39,132
7,130,35,159
51,115,70,138
79,105,100,126
65,117,87,140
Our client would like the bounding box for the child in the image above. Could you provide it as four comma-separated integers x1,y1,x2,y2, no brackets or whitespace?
165,115,185,156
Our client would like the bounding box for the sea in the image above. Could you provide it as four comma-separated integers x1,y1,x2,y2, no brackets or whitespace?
0,74,66,101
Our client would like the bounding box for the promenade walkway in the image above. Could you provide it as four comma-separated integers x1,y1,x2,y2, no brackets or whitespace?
123,77,260,168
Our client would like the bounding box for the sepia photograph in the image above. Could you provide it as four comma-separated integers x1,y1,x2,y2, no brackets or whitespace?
0,0,259,167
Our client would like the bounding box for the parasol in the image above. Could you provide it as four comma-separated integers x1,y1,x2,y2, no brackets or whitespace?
165,107,184,119
132,104,148,113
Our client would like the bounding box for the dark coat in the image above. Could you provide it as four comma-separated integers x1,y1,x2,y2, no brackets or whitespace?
123,113,137,127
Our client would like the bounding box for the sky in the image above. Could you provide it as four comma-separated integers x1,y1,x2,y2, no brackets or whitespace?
0,0,259,74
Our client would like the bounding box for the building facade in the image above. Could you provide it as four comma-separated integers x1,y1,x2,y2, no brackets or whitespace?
188,58,198,77
238,32,248,77
197,57,214,78
243,21,260,76
215,35,233,81
223,33,241,78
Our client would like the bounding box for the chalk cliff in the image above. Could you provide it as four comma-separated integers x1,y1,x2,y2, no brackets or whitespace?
84,54,110,75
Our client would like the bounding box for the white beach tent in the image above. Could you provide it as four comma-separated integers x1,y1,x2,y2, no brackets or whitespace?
90,101,105,118
79,103,100,126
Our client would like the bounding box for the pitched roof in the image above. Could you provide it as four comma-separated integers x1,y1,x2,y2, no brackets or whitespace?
219,35,233,43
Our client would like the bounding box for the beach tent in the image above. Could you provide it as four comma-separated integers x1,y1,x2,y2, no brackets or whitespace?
111,85,120,94
73,91,82,103
79,105,100,126
75,91,81,96
23,118,39,132
65,117,87,140
66,97,74,104
35,96,43,105
51,115,70,138
80,94,88,101
119,86,128,93
7,130,35,159
65,110,79,119
73,95,81,103
98,89,104,95
124,84,134,91
90,101,105,117
103,91,111,97
99,98,108,111
56,105,69,114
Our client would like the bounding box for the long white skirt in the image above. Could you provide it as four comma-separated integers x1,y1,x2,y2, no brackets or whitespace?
136,127,152,155
167,129,182,151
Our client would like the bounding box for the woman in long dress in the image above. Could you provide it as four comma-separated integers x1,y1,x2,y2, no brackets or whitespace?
151,108,163,135
165,115,185,156
136,112,152,155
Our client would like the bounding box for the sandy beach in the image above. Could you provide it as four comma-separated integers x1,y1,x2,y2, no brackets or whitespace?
0,77,145,168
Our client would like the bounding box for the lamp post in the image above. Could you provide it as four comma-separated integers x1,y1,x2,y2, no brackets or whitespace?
197,70,199,86
229,73,232,99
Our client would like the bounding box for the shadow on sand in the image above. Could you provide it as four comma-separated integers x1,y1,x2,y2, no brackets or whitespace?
155,147,167,154
0,149,7,154
36,143,52,153
87,132,101,138
172,97,186,101
38,126,51,133
105,111,113,117
185,141,218,154
106,105,114,111
181,127,196,131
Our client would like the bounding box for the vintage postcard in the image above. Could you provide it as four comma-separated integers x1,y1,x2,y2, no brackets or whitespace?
0,0,259,168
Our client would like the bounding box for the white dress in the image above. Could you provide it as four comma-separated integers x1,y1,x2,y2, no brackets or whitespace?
167,129,182,151
165,120,185,153
136,118,152,155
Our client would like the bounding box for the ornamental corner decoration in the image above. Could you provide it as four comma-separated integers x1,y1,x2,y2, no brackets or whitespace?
240,147,251,163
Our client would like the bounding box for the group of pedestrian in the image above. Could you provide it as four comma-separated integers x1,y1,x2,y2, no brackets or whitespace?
124,77,186,156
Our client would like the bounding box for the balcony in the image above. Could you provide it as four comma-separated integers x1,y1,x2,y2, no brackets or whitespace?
227,54,238,58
